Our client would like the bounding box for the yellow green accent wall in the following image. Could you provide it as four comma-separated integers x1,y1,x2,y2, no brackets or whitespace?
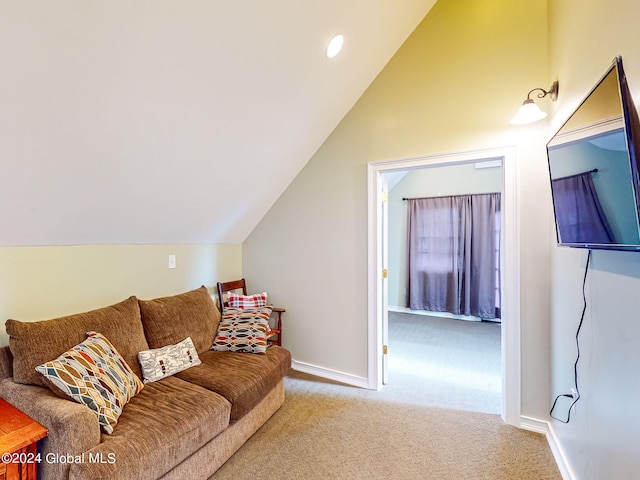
0,244,241,345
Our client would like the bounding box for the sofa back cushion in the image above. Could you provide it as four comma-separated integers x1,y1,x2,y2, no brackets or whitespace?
138,286,220,354
6,296,149,386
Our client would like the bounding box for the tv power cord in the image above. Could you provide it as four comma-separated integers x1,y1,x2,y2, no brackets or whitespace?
549,249,591,423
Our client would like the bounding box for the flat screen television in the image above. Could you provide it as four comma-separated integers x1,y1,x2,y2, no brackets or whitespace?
547,56,640,251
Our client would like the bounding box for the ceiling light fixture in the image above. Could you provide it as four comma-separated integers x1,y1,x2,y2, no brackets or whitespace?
510,81,559,125
326,34,344,59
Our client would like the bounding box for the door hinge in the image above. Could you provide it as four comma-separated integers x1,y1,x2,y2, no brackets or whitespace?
382,191,388,202
382,269,388,279
383,345,388,355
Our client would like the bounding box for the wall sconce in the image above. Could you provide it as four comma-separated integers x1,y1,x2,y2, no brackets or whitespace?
510,81,559,125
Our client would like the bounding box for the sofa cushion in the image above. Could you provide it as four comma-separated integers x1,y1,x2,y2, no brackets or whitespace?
138,286,220,354
175,346,291,422
35,331,144,434
211,307,271,354
6,296,149,387
69,376,231,480
138,336,201,384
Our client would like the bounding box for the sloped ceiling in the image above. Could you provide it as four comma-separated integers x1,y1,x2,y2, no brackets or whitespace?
0,1,437,246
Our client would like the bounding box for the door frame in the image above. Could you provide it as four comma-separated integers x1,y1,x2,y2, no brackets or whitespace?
366,145,521,426
380,174,389,385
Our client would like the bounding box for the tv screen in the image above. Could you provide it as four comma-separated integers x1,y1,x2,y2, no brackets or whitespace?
547,56,640,251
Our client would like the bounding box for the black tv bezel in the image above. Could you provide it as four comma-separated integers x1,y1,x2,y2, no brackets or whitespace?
546,56,640,251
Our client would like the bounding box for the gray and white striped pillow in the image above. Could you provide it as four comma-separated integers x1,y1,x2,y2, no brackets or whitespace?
137,336,201,383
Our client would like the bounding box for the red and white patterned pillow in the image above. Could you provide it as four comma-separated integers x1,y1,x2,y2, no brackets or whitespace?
227,291,268,309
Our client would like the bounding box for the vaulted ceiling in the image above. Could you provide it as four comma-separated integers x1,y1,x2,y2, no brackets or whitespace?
0,1,437,246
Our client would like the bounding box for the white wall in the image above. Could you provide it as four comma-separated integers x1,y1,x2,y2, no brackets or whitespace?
0,244,242,346
243,0,554,419
387,163,502,308
548,1,640,478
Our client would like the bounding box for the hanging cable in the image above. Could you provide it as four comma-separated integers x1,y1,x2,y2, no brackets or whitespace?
550,249,592,423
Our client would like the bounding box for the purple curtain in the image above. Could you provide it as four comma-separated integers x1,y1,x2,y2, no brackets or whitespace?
406,193,501,320
551,172,614,244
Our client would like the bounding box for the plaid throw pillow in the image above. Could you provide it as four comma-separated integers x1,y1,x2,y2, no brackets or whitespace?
227,291,268,309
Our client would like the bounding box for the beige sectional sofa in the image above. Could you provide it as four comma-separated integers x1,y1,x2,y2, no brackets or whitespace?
0,286,291,480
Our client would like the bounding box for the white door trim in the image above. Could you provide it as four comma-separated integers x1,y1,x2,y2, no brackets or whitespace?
367,145,521,426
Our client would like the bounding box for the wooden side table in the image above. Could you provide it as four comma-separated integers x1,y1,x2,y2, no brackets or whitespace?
0,398,48,480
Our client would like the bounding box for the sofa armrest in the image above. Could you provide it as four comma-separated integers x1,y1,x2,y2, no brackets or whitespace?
0,378,101,480
0,346,13,381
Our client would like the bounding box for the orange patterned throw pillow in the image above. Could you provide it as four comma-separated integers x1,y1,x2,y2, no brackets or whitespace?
211,307,271,354
35,331,144,434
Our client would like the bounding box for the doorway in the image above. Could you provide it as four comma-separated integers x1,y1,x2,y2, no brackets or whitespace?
367,146,521,426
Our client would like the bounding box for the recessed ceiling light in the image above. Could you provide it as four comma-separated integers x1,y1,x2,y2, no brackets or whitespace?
326,34,344,59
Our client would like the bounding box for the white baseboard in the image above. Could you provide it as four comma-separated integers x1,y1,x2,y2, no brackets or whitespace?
520,416,575,480
388,305,486,322
291,360,370,389
520,415,549,434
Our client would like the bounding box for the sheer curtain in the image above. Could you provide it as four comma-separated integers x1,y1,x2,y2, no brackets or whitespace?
406,193,501,319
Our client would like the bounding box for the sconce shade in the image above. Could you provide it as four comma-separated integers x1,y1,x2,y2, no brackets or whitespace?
510,81,559,125
510,98,548,125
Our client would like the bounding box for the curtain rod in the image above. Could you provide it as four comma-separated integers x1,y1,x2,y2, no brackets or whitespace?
402,192,501,201
553,168,598,182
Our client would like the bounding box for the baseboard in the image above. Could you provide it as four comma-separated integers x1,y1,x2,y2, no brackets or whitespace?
388,305,485,322
520,416,575,480
519,415,549,434
291,360,370,389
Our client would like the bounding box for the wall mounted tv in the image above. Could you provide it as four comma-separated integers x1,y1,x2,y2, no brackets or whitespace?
547,56,640,251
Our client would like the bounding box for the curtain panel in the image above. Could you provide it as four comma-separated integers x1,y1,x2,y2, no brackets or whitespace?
551,172,615,244
406,193,501,319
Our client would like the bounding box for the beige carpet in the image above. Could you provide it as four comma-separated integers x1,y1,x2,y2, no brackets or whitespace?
210,370,561,480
